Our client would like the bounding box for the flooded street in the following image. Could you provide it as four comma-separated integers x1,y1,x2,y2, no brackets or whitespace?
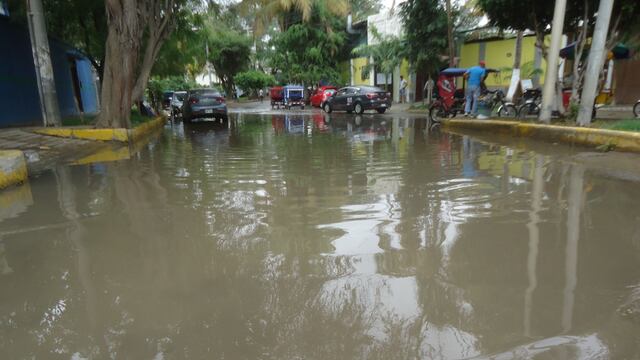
1,113,639,359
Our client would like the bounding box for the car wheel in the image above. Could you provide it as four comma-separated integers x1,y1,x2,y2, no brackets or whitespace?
376,108,386,114
323,103,332,113
354,103,364,115
634,101,640,118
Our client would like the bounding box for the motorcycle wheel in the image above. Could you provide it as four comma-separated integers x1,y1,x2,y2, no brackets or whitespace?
429,104,446,123
498,104,517,118
518,103,539,119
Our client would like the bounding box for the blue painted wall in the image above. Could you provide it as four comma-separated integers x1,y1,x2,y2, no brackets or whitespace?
0,17,100,127
75,58,98,113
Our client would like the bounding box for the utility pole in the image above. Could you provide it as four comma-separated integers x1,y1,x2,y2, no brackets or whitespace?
539,0,568,123
26,0,61,127
577,0,615,126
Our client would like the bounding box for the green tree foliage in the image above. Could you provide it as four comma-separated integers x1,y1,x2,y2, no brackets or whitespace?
207,29,252,97
235,70,276,96
349,0,382,22
352,28,405,91
152,9,207,79
240,0,348,36
147,76,199,109
399,0,448,75
476,0,640,55
268,4,348,85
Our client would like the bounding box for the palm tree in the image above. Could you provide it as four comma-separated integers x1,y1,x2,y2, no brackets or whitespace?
239,0,348,37
352,28,405,92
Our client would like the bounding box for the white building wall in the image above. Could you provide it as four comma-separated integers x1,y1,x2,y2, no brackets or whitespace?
366,11,415,103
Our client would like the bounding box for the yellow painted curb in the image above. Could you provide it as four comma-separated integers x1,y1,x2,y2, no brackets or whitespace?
442,119,640,153
129,116,166,142
0,150,28,190
32,116,166,143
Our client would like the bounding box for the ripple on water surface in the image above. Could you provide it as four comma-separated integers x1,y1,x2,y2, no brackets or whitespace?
0,115,639,359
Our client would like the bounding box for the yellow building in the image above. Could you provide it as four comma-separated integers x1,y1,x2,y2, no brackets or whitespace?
459,35,548,89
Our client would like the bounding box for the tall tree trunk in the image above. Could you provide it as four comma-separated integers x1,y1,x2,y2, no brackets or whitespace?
95,0,142,129
132,1,175,102
445,0,455,67
131,34,166,102
570,1,589,105
513,31,523,70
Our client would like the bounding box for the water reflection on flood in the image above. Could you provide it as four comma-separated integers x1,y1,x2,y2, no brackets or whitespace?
1,113,639,359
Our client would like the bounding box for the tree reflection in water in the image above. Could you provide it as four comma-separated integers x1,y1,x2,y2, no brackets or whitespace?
1,116,640,359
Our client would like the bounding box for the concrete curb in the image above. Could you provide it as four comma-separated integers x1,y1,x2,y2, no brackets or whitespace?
128,116,166,142
0,150,28,190
31,116,166,143
442,119,640,153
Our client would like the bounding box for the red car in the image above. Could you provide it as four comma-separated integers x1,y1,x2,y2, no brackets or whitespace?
310,86,337,108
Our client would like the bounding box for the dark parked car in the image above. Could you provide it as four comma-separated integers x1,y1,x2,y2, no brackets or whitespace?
322,86,391,114
182,89,228,123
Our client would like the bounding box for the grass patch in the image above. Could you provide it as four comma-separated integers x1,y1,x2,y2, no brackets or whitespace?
62,114,97,126
62,108,155,127
594,118,640,132
130,108,155,126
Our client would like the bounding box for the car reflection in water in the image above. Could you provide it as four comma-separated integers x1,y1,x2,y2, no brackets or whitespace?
183,117,231,147
271,114,305,135
321,114,391,143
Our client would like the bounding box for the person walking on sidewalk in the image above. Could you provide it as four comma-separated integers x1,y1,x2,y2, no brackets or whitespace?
259,88,264,102
399,76,408,103
463,61,487,117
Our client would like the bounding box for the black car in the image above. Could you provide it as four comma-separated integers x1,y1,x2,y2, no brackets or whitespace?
322,86,391,114
182,89,228,123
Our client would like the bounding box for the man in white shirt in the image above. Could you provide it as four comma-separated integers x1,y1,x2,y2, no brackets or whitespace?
400,76,408,103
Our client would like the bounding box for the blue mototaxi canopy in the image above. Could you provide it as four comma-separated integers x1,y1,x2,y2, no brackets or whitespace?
284,85,304,91
439,67,499,76
440,68,468,76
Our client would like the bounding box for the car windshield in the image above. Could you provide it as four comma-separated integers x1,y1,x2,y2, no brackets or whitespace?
192,90,222,98
361,87,385,93
325,89,336,95
175,93,186,101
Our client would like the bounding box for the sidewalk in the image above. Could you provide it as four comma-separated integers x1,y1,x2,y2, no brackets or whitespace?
0,128,123,176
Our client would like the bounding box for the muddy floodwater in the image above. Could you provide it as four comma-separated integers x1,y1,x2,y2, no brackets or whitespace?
1,113,640,359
